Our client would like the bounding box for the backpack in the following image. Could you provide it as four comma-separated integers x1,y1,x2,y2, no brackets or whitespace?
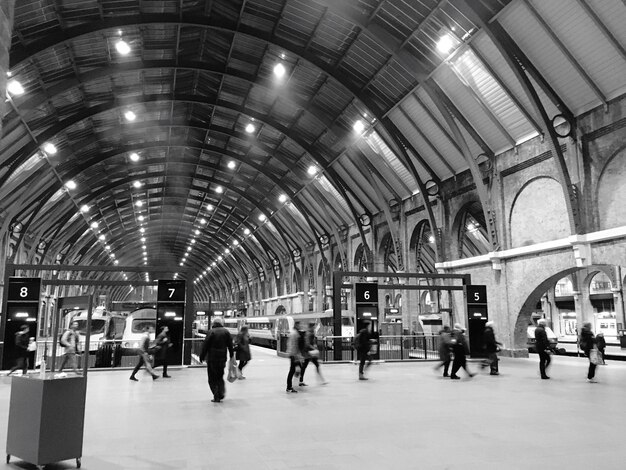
297,330,306,353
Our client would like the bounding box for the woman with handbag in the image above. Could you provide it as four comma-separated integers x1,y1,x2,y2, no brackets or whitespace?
579,322,599,383
235,325,251,379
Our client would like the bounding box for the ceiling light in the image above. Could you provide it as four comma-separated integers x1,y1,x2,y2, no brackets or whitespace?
80,204,90,213
116,40,131,55
232,239,239,246
244,228,251,235
200,218,207,225
206,204,214,211
245,123,256,134
307,165,318,176
436,34,455,54
278,194,288,203
43,143,57,155
91,222,99,229
7,80,25,96
214,186,223,193
99,234,105,241
114,260,119,265
142,245,146,249
141,237,146,242
180,262,184,266
218,256,223,261
227,161,236,169
133,181,142,188
273,62,286,78
110,254,115,259
225,248,230,254
105,245,111,250
258,214,266,222
140,228,145,233
212,262,217,267
187,246,192,252
129,152,140,162
353,119,365,134
124,110,136,122
65,180,77,190
135,200,143,207
195,229,200,235
191,239,196,244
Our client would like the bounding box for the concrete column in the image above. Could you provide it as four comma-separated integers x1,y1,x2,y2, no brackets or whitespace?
0,0,15,131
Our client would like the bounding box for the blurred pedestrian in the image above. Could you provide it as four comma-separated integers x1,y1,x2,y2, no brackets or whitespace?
434,326,453,377
535,318,551,380
355,321,373,381
596,332,606,365
129,325,159,381
450,323,475,380
481,321,502,376
8,325,30,376
235,325,251,379
154,326,171,378
300,322,326,386
579,322,598,383
286,321,304,393
59,321,81,374
200,317,234,402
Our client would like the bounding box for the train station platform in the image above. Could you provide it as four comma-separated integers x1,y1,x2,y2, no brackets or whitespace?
1,347,625,470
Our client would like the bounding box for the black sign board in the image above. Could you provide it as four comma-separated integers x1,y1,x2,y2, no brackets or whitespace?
7,277,41,302
465,285,487,305
157,280,186,302
355,282,378,304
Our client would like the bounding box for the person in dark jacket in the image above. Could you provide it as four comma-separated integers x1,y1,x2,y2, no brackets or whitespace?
481,321,502,375
8,325,30,376
153,326,171,378
450,323,475,380
579,322,598,383
434,326,453,377
355,321,373,380
299,322,326,386
596,332,606,365
534,319,552,379
200,317,234,402
235,325,251,379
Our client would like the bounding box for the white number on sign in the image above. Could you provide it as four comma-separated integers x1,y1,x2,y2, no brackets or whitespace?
364,291,370,300
20,287,29,298
168,288,176,298
474,292,480,301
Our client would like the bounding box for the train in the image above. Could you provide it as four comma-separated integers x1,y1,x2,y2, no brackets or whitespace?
194,310,356,349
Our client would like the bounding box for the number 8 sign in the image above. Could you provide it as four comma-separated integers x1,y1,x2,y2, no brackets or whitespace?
7,277,41,302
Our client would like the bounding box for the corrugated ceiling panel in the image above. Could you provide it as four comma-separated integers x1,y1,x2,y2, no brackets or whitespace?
532,0,626,101
333,164,378,214
364,130,417,197
499,1,597,115
472,32,551,135
312,174,353,222
388,101,460,179
589,0,626,50
451,48,536,145
433,65,510,153
340,157,395,207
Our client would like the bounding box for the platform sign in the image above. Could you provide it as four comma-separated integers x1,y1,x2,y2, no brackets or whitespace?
464,285,488,358
157,280,186,302
355,282,378,304
465,284,487,305
7,277,41,302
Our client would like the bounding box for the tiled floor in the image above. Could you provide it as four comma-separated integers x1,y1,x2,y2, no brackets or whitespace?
0,347,624,470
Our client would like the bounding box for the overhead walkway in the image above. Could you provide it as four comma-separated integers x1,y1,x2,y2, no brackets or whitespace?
0,346,624,470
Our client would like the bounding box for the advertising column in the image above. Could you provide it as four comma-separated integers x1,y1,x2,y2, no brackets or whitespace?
156,280,186,366
2,277,41,371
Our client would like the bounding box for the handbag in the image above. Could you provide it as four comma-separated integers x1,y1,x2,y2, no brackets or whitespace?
227,360,238,383
589,347,602,365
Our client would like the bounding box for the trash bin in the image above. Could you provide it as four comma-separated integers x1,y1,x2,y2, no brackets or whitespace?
619,330,626,349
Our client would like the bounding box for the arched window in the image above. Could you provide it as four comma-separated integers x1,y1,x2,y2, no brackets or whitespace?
411,220,436,273
458,202,490,258
381,233,398,273
354,244,368,272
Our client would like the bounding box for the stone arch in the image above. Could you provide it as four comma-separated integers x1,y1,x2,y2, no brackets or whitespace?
451,201,490,259
379,232,398,273
509,177,569,248
353,243,368,271
409,219,436,273
597,145,626,230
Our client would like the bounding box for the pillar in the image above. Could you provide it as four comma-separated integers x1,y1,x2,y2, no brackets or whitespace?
0,0,15,128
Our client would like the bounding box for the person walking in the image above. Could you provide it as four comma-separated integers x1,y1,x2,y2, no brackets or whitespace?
199,317,234,402
434,325,453,377
154,326,171,378
450,323,475,380
355,321,373,381
8,325,30,376
535,318,552,380
299,322,326,386
59,321,81,374
481,321,502,376
129,325,159,381
579,322,598,383
235,325,251,379
285,321,304,393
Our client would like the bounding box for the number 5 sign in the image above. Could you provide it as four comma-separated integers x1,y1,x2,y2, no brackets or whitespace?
355,283,378,304
465,285,487,305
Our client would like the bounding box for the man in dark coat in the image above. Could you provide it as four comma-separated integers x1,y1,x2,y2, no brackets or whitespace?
482,321,502,375
579,322,597,383
450,323,475,379
535,319,552,379
355,321,372,380
200,317,234,402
